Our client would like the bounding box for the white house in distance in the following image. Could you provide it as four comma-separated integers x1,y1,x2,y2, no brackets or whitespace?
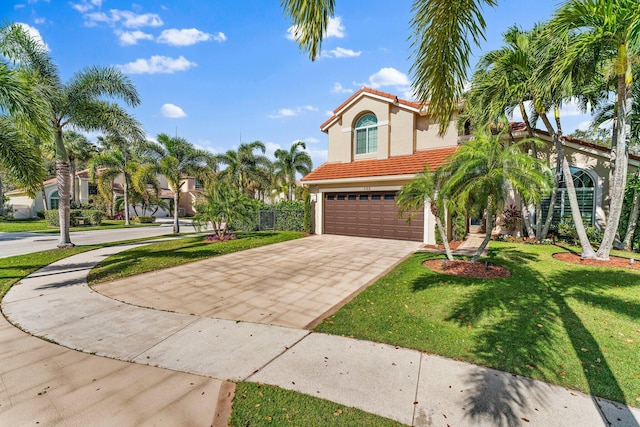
301,87,640,243
6,170,204,219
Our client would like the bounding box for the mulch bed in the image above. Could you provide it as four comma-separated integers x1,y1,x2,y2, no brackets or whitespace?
423,240,464,251
423,259,511,279
553,253,640,270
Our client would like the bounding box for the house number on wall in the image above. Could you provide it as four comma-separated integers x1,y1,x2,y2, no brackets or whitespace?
363,187,371,191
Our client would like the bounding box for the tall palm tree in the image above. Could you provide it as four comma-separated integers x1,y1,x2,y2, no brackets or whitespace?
64,131,97,205
273,141,312,200
140,133,212,233
217,141,272,197
1,23,143,247
282,0,497,134
547,0,640,260
439,131,551,261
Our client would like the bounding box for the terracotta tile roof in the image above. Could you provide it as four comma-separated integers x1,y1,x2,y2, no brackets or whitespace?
302,147,457,182
320,87,426,131
510,122,640,162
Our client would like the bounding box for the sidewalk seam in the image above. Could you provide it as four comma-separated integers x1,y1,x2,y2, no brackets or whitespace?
130,316,201,360
411,352,423,427
242,330,313,382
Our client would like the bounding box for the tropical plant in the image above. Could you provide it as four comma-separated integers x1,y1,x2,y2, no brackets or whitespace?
273,141,313,200
547,0,640,259
139,133,212,233
192,182,253,239
397,165,455,260
0,23,143,247
217,141,272,197
439,131,551,261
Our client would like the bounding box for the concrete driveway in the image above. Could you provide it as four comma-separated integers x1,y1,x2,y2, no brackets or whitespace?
93,234,421,329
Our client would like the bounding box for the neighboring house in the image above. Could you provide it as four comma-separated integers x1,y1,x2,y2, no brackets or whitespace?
5,170,204,219
302,87,640,243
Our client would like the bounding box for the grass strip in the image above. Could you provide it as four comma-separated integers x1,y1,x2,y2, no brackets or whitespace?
316,241,640,407
229,382,406,426
0,219,160,233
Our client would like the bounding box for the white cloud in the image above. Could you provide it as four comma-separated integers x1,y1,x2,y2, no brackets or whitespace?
17,23,49,52
158,28,214,46
83,9,163,28
331,82,353,94
325,16,345,38
268,105,317,119
213,32,227,42
117,55,197,74
264,142,282,157
115,29,153,46
71,0,102,13
577,121,592,131
160,103,187,118
305,137,320,144
287,15,345,41
325,110,334,117
368,67,411,89
321,46,361,59
34,17,46,24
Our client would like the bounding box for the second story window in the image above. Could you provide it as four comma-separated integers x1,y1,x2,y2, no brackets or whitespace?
355,114,378,155
194,179,204,190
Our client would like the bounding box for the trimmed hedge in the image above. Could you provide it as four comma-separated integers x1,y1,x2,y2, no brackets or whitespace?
45,209,103,227
132,216,156,224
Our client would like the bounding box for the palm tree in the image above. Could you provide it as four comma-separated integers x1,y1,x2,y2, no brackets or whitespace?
217,141,272,197
397,165,454,261
1,23,143,247
546,0,640,259
139,133,212,233
192,182,253,239
274,141,313,200
0,24,50,216
89,140,138,225
439,131,551,261
64,131,97,205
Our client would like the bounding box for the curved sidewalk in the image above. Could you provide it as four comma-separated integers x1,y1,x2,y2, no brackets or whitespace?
2,238,639,426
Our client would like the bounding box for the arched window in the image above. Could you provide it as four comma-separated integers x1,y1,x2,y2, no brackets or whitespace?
49,190,59,210
355,114,378,155
539,167,596,226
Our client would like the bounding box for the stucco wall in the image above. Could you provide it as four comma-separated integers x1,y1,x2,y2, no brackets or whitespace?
415,117,459,150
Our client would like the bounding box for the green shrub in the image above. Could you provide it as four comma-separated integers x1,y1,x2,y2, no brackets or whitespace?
44,210,59,227
132,216,155,224
79,209,103,226
303,192,312,234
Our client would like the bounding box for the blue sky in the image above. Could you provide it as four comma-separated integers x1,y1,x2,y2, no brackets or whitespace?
3,0,589,169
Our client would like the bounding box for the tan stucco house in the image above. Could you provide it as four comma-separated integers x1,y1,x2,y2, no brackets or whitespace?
302,87,640,243
6,170,203,219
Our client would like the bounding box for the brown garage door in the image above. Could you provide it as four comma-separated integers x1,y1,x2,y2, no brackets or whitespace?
324,192,424,241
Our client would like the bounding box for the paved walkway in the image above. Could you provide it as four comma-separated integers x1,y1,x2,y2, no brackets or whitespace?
2,236,639,426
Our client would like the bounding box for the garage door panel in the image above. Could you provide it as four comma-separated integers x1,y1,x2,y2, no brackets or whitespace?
324,192,424,242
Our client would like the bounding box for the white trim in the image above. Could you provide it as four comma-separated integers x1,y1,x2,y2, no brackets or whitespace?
341,127,352,133
303,173,418,186
423,201,431,244
378,120,389,126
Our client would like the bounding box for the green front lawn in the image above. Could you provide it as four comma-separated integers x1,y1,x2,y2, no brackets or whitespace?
316,242,640,407
230,382,405,426
0,219,160,233
87,231,306,284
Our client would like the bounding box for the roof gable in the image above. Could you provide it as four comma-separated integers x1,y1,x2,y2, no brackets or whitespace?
320,87,427,132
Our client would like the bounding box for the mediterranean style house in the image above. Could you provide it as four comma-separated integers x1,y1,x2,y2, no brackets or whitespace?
6,170,203,219
301,87,640,243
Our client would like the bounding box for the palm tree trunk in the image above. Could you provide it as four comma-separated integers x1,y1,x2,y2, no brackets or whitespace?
472,197,494,263
42,187,48,210
173,191,180,233
540,155,562,241
123,178,130,226
435,216,454,261
622,185,640,251
54,129,74,248
56,159,74,247
596,69,631,260
539,110,596,258
0,175,4,217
